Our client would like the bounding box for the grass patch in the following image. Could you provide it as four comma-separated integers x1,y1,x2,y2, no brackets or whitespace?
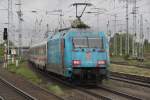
110,64,150,77
47,83,64,95
0,45,4,61
8,61,66,96
111,56,150,68
110,56,125,62
8,62,42,84
8,61,64,96
0,45,4,57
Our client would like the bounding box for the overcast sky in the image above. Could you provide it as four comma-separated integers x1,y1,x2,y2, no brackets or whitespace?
0,0,150,46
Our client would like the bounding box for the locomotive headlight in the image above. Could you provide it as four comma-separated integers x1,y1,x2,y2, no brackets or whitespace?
98,60,106,65
73,60,81,65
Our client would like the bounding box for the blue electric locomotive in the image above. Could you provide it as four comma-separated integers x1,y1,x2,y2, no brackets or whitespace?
29,3,110,84
29,28,110,84
46,28,110,83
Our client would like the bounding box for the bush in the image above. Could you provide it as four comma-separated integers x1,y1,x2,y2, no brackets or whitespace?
124,54,130,60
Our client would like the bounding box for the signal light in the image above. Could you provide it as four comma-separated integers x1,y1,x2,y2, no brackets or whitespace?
98,60,105,65
3,28,8,40
73,60,81,65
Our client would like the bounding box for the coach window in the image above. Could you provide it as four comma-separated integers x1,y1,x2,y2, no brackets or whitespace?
42,47,44,55
40,47,42,56
36,48,39,56
33,48,35,55
43,46,46,55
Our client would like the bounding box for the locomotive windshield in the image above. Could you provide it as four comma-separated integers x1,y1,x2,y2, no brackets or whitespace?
73,38,88,48
73,37,103,49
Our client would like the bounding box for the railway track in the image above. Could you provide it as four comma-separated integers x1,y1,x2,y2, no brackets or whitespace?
50,75,142,100
110,76,150,88
82,85,143,100
111,62,150,69
29,63,144,100
110,72,150,84
48,72,145,100
97,85,142,100
0,76,37,100
29,63,111,100
39,70,111,100
0,96,4,100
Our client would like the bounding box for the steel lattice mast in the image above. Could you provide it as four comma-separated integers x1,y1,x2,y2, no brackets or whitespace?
16,0,22,58
125,0,129,55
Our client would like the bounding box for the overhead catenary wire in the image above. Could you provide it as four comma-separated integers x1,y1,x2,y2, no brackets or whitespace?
2,0,150,53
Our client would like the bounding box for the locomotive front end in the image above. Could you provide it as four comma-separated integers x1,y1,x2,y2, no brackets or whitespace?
69,32,110,83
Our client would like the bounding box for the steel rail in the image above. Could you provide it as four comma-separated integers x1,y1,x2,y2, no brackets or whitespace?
110,72,150,84
110,76,150,88
0,96,4,100
0,76,37,100
111,62,150,69
44,71,111,100
30,63,144,100
98,85,142,100
30,63,111,100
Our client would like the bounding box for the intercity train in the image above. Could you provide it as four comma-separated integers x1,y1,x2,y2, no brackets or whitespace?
29,28,110,84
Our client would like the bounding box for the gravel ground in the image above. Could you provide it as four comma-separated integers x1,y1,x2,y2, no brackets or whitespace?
0,64,62,100
88,88,129,100
0,80,26,100
28,63,144,100
0,63,103,100
28,63,150,100
103,79,150,100
110,64,150,77
1,62,149,100
28,63,102,100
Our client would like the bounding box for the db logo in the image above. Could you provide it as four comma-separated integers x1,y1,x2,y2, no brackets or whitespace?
86,51,91,60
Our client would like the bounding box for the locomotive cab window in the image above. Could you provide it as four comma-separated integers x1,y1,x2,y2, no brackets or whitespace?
73,37,88,48
88,37,103,49
73,37,103,49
